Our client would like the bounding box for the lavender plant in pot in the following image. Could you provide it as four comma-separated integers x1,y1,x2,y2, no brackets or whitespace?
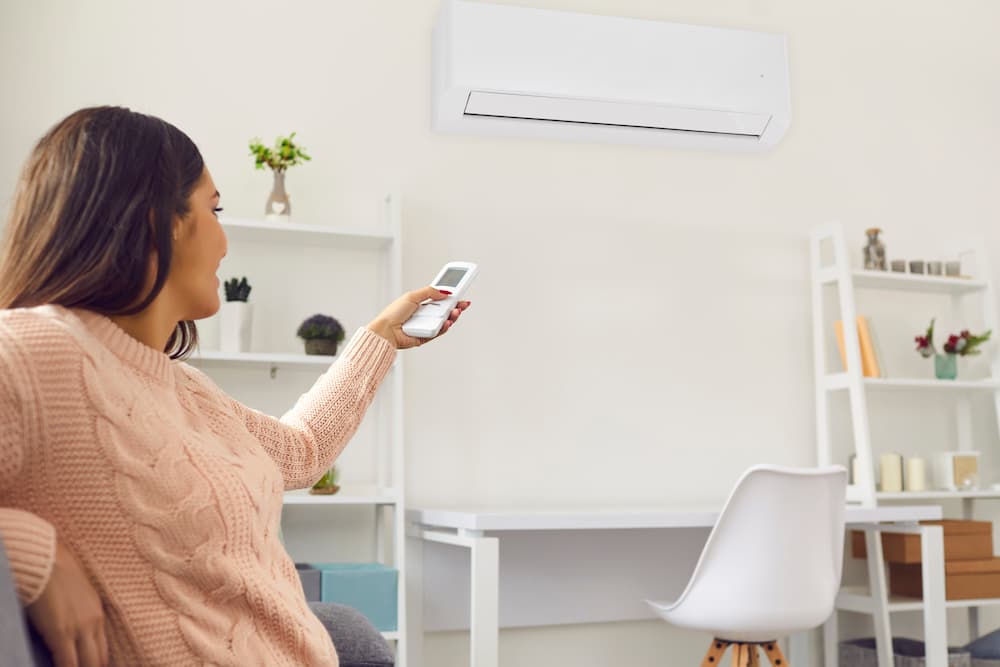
297,314,345,356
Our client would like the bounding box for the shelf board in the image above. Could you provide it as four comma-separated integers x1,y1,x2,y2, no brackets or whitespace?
220,217,393,250
824,373,1000,391
818,269,988,295
876,489,1000,500
837,585,1000,613
283,487,400,506
189,350,336,369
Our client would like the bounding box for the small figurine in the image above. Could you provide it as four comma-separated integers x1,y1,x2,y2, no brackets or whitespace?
863,228,886,270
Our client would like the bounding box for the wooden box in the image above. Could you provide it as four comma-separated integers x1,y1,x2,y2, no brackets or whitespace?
851,520,993,564
889,557,1000,600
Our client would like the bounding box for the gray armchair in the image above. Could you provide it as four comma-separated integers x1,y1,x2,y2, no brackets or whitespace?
0,541,394,667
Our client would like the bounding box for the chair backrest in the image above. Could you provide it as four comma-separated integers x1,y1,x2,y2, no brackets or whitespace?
671,465,847,637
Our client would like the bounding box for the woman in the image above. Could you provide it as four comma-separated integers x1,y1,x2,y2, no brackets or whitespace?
0,106,469,667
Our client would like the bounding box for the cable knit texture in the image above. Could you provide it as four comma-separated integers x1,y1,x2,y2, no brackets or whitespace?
0,305,395,666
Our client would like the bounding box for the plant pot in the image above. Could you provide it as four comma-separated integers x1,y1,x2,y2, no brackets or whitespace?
220,301,253,353
265,170,291,221
304,338,339,356
935,353,958,380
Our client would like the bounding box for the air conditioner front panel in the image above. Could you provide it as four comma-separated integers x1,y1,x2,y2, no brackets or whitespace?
464,91,771,138
432,0,791,151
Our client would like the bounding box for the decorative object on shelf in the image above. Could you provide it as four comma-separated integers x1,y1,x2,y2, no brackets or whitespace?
297,313,345,356
890,259,906,273
862,227,887,270
249,132,311,222
915,318,991,380
936,451,980,491
879,452,903,492
928,260,944,276
905,457,927,492
946,260,962,277
310,465,340,495
220,276,253,353
909,260,925,274
835,316,882,377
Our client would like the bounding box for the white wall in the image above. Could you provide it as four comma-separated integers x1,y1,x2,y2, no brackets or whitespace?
4,0,1000,664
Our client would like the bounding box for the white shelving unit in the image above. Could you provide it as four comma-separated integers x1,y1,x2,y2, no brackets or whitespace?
188,196,407,662
811,222,1000,665
810,222,1000,507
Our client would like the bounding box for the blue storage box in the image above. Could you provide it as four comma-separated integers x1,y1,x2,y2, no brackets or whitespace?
310,562,398,632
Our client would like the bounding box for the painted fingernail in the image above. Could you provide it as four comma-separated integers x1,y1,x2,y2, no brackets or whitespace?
439,290,452,295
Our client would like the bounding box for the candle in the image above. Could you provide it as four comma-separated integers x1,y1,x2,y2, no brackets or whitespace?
905,458,927,492
880,453,903,492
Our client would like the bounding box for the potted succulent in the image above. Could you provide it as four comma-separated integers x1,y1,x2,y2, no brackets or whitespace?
297,314,345,356
220,276,253,353
249,132,311,221
310,465,340,495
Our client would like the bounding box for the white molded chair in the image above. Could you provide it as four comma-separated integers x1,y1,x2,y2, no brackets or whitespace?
647,465,847,667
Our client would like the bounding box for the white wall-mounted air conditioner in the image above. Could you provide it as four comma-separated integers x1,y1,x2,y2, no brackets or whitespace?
432,0,791,151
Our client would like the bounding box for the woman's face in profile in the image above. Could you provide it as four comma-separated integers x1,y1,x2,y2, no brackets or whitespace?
165,167,228,321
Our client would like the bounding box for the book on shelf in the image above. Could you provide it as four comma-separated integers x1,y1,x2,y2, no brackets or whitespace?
835,316,883,378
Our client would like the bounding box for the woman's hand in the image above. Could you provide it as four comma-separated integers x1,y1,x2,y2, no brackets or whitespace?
26,540,108,667
367,286,471,349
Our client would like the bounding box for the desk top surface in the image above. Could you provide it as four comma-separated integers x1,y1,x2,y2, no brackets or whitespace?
407,504,942,531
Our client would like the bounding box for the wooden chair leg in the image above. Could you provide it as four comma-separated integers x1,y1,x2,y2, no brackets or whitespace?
747,644,760,667
760,641,788,667
731,643,746,667
700,639,730,667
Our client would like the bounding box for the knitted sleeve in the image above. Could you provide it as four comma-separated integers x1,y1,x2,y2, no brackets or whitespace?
0,325,57,605
186,328,396,489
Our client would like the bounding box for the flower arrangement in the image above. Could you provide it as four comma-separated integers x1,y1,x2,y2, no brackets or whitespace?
914,319,991,358
249,132,311,172
223,277,252,302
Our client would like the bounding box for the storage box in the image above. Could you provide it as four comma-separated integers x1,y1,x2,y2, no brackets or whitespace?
295,563,322,602
310,562,398,632
851,520,993,563
839,637,970,667
889,557,1000,600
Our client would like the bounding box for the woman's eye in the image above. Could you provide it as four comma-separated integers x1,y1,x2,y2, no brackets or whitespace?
213,207,224,215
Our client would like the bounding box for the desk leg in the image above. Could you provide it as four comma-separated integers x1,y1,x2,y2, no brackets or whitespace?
461,529,499,667
919,525,947,667
407,526,500,667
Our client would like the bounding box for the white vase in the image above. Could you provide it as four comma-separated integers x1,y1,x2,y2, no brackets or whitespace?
220,301,253,353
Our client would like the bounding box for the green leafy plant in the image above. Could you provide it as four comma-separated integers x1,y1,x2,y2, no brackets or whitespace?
296,314,345,342
224,277,252,302
915,318,991,357
249,132,311,172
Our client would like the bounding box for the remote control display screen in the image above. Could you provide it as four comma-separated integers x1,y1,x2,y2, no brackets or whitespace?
437,268,466,288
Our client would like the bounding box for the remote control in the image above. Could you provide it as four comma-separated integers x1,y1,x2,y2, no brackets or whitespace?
401,261,478,338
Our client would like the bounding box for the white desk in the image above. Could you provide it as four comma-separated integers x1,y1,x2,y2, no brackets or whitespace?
405,505,944,667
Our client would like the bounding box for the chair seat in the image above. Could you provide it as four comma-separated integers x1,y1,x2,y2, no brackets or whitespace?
647,597,828,643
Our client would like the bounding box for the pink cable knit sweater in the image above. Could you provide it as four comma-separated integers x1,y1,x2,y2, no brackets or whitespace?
0,304,396,666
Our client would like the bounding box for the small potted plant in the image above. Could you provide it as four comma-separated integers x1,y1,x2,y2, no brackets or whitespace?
310,465,340,495
220,276,253,353
914,318,991,380
249,132,311,221
297,314,345,356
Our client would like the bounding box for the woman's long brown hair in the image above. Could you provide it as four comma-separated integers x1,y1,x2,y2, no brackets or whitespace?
0,106,203,359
